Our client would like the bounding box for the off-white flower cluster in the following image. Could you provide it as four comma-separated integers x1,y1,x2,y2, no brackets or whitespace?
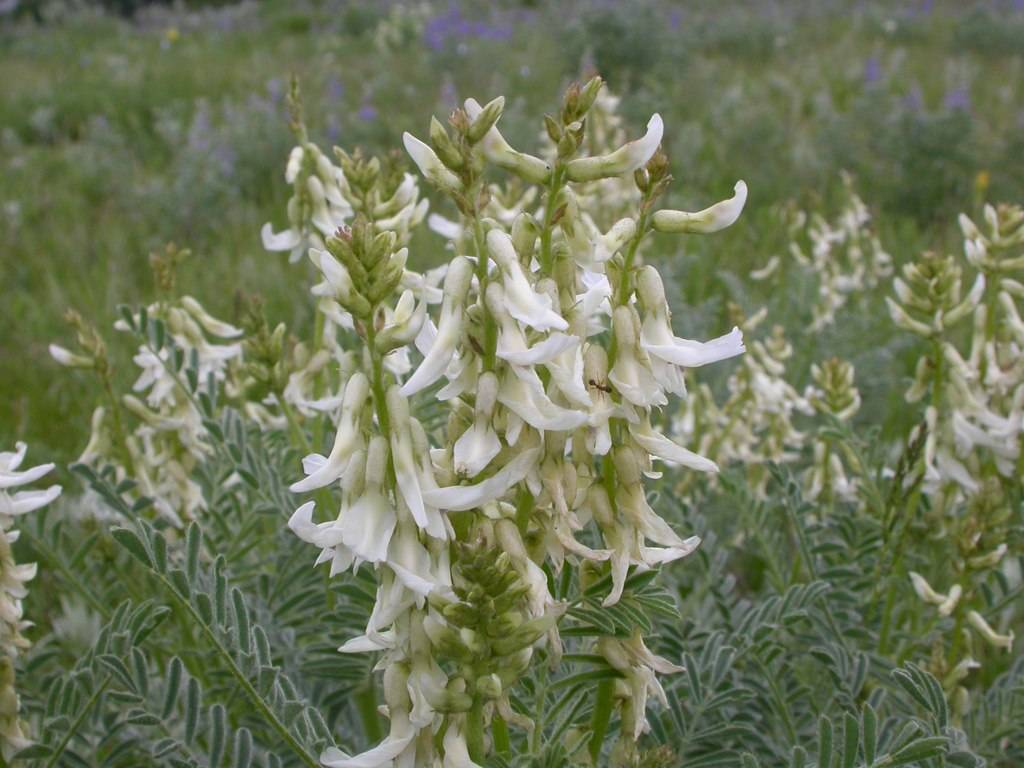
757,173,892,331
52,291,243,527
673,310,809,498
0,443,61,759
280,78,749,765
889,203,1022,698
887,205,1023,516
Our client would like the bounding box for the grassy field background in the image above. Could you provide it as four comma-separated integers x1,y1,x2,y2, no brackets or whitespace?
2,0,1023,463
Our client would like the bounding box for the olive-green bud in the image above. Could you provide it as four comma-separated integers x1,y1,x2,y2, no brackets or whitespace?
467,95,505,144
495,648,533,685
578,75,603,115
511,213,539,262
490,610,524,637
562,81,581,120
490,614,556,656
430,116,464,170
443,601,479,627
476,673,502,699
543,114,562,144
557,129,579,159
432,684,473,714
424,617,476,662
368,230,397,268
341,290,373,320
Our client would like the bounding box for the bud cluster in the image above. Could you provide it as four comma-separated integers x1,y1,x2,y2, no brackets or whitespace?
802,357,862,503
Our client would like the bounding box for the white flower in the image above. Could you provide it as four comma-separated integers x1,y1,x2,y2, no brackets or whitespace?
442,719,484,768
488,284,578,366
497,368,588,434
386,518,452,604
260,222,303,261
651,180,748,234
290,373,370,493
180,296,242,338
321,665,417,768
0,447,52,489
608,306,666,409
908,572,962,616
637,266,744,396
387,387,448,540
630,417,718,473
401,257,474,396
487,229,567,332
566,114,664,183
576,270,613,337
453,372,503,478
598,632,682,740
424,447,540,512
48,344,93,368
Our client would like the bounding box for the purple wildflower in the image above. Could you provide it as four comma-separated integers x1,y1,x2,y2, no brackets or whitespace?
943,87,971,113
863,56,882,86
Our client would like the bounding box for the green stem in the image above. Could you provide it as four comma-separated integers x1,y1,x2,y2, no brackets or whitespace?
23,529,110,619
280,397,313,455
355,683,383,744
614,214,649,308
538,167,565,275
366,324,391,438
44,676,112,768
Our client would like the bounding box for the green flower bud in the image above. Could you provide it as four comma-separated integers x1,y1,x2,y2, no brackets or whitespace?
430,116,464,170
475,673,502,699
490,614,556,656
467,96,505,144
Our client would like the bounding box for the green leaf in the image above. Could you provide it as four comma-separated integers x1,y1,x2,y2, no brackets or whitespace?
162,657,184,720
887,736,948,765
111,527,152,567
862,703,878,765
841,711,859,768
817,715,834,768
209,703,227,767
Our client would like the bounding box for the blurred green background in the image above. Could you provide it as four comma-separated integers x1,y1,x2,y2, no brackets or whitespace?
2,0,1022,463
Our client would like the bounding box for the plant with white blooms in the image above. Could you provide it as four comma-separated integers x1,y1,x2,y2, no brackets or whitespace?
51,246,245,527
757,173,892,330
672,308,808,498
0,442,61,759
282,76,747,766
887,203,1023,713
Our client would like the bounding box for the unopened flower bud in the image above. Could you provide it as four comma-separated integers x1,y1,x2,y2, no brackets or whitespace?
403,132,462,192
651,181,747,234
429,116,463,170
476,673,502,699
967,611,1014,651
467,96,504,144
49,344,93,368
565,114,663,182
